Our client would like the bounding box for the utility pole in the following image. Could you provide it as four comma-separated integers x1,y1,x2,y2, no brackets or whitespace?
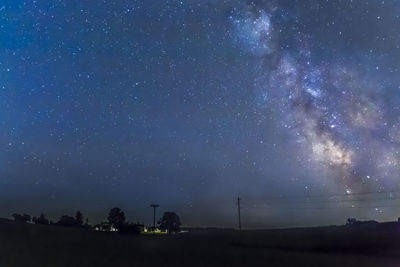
150,204,159,228
237,197,242,230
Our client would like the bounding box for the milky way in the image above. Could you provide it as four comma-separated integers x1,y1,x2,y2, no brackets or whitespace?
231,2,400,195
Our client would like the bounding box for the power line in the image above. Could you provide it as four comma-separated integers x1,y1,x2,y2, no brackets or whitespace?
253,196,400,206
236,190,400,214
267,204,400,210
240,203,400,211
245,189,400,203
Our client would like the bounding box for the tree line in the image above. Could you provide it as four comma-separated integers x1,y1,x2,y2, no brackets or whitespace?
11,207,181,234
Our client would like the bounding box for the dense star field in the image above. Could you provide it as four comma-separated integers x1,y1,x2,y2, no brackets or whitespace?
2,0,400,228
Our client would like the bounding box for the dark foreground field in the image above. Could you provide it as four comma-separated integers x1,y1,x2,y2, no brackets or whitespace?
2,219,400,267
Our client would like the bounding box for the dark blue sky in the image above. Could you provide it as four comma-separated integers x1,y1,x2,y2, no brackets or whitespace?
2,0,400,228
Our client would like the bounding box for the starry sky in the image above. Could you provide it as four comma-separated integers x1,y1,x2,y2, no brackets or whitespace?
2,0,400,228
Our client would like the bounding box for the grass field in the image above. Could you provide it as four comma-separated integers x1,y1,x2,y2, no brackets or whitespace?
1,219,400,266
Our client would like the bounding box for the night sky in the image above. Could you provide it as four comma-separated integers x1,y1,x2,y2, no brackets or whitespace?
2,0,400,228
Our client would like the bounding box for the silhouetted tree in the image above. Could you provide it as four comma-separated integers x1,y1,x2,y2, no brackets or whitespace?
107,208,126,229
32,213,49,225
158,212,181,234
12,213,31,223
75,211,83,227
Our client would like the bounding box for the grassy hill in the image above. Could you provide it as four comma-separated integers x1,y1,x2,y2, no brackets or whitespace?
1,219,400,266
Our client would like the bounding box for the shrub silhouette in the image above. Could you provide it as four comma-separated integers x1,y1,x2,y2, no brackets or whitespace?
57,215,77,227
93,221,112,231
32,213,50,225
12,213,31,223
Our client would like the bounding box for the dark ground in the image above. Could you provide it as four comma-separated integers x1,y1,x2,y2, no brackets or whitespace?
1,219,400,267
